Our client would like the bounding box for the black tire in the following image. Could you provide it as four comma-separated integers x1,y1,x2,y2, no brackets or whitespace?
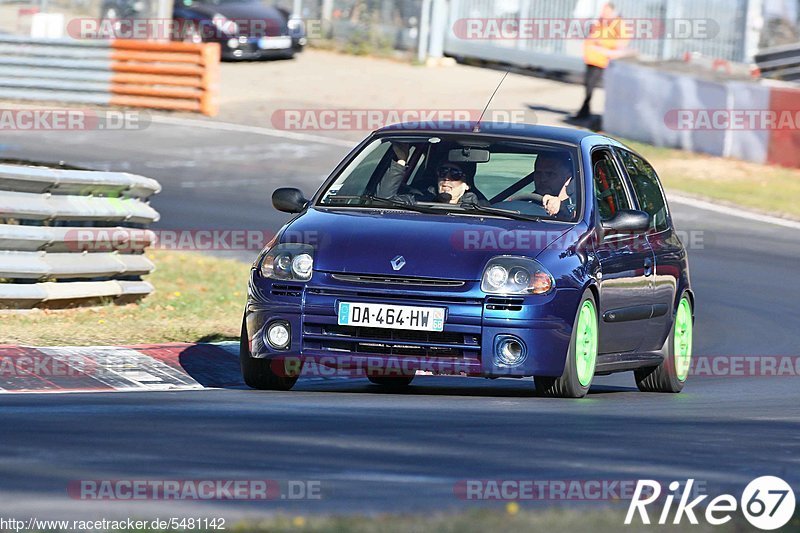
635,295,693,393
367,374,414,390
535,290,598,398
239,317,299,391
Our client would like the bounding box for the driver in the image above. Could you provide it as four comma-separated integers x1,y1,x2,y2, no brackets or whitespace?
515,154,573,216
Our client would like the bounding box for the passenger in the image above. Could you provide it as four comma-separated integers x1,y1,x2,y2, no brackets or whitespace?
377,145,487,206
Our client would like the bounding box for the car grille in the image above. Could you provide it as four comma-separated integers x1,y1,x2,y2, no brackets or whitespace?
271,284,303,297
485,296,524,311
307,287,482,305
330,273,465,287
303,323,481,358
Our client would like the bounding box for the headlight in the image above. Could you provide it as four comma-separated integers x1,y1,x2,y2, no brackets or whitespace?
287,17,303,32
259,243,314,281
481,256,554,295
212,14,238,35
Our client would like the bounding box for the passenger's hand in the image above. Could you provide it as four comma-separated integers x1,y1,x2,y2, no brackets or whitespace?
542,194,562,216
392,143,410,162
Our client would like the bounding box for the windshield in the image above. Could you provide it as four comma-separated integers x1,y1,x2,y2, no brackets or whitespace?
317,134,581,222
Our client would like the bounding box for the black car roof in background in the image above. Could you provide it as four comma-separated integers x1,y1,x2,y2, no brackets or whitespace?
375,121,611,145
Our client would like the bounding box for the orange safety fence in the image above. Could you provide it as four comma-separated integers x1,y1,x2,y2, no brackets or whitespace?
108,40,219,116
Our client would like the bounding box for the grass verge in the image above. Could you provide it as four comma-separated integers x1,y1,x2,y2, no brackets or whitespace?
626,140,800,219
230,508,798,533
0,250,249,346
54,508,797,533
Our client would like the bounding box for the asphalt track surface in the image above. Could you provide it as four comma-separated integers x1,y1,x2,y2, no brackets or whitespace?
0,118,798,520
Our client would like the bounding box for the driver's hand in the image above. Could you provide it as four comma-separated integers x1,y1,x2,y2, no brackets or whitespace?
542,194,562,216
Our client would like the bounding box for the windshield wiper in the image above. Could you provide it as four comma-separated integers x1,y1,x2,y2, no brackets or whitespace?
322,194,443,215
459,203,543,222
363,195,447,214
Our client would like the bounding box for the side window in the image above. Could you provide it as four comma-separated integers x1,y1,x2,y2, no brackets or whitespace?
618,150,669,231
592,149,631,222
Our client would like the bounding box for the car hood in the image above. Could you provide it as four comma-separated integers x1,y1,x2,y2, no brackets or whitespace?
182,2,286,31
283,207,576,281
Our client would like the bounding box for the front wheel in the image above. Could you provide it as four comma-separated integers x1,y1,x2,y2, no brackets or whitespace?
239,317,299,391
535,290,598,398
635,295,693,393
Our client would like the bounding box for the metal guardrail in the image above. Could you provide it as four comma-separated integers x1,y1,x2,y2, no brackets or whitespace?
0,35,220,115
0,162,161,310
755,43,800,82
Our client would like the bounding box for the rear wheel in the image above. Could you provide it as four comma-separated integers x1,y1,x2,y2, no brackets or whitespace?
239,316,299,391
535,290,598,398
367,374,415,390
635,295,693,393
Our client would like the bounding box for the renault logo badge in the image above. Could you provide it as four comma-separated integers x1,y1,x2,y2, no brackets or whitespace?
390,255,406,271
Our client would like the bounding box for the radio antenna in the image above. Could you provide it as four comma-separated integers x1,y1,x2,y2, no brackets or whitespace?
474,69,510,133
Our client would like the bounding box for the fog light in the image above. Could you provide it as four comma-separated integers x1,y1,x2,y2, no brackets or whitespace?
494,336,527,367
227,38,239,49
266,321,290,350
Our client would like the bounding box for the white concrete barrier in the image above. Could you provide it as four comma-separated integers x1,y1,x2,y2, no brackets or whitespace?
0,163,160,309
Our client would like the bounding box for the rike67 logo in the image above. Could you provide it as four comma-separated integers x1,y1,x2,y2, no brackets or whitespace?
626,476,796,530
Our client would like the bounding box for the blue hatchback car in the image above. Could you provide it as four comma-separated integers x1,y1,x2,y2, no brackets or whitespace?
241,122,694,398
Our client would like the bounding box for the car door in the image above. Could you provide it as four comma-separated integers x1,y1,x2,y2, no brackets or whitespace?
616,148,680,352
591,147,655,354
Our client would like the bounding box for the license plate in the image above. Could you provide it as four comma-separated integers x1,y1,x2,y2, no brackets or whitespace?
258,36,292,49
338,302,445,332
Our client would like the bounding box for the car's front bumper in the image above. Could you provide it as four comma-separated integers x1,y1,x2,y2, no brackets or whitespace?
217,35,304,60
245,271,580,378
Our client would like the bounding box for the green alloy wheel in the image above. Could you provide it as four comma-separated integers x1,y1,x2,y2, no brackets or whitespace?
535,290,598,398
636,294,694,393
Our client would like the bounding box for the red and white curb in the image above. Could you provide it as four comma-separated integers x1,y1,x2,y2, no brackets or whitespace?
0,343,453,394
0,343,243,393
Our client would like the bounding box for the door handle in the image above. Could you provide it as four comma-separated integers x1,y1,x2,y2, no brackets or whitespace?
644,258,654,277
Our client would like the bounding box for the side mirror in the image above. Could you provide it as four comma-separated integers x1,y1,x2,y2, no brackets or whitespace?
272,187,308,213
601,209,650,235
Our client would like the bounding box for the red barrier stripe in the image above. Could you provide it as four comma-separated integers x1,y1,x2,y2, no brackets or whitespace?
110,83,203,100
766,86,800,168
111,62,205,76
111,39,209,54
111,50,204,64
109,94,201,112
111,73,203,87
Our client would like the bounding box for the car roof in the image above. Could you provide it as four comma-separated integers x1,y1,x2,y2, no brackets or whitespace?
375,121,615,145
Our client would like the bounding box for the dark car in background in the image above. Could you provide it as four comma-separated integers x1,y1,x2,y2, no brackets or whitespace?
100,0,306,60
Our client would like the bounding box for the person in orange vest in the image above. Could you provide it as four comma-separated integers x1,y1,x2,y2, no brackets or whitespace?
573,3,632,120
